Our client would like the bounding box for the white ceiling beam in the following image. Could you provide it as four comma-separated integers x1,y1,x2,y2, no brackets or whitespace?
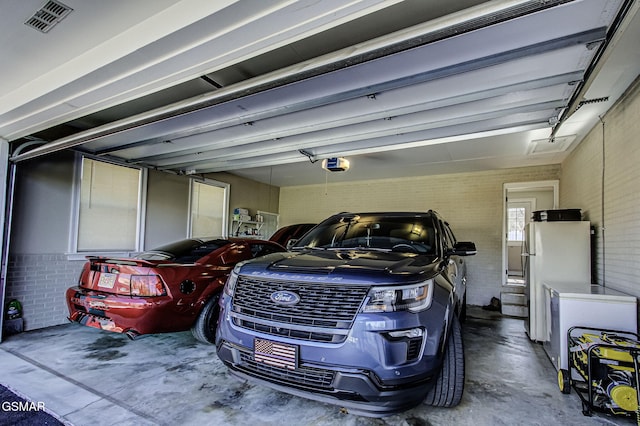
12,0,598,163
162,109,555,173
2,0,403,141
0,0,238,117
83,27,600,165
116,62,583,161
151,97,565,169
130,78,574,163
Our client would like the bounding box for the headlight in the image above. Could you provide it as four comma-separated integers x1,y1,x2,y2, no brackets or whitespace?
224,264,242,297
362,280,433,313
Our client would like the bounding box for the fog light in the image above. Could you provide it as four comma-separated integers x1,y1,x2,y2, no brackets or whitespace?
388,328,424,339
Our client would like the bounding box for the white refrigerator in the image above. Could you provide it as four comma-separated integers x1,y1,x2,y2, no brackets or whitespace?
523,221,591,341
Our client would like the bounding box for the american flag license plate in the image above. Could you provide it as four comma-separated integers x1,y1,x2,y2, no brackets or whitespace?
254,338,298,370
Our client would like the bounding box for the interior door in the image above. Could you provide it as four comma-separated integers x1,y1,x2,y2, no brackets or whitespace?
502,180,558,287
506,199,535,277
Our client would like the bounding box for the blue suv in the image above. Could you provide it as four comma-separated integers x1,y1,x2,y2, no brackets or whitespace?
215,211,476,417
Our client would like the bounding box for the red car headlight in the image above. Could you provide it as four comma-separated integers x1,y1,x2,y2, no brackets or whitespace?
130,275,167,297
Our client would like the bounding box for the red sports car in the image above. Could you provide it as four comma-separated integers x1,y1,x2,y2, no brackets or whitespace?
66,237,285,342
269,223,316,248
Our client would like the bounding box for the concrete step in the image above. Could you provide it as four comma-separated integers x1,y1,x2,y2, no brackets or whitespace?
501,284,525,294
500,289,527,318
501,303,528,318
500,292,525,306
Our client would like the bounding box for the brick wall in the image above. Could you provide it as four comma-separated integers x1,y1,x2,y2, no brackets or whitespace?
279,164,561,306
5,254,84,330
561,77,640,297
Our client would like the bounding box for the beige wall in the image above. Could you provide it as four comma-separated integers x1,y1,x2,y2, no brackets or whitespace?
207,172,280,232
279,164,561,306
560,77,640,297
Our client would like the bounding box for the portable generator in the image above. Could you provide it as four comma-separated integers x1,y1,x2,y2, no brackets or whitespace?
558,326,640,421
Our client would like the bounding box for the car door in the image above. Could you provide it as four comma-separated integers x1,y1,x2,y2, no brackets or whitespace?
441,220,465,304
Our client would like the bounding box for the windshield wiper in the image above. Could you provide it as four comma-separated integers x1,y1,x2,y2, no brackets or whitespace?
291,245,327,251
327,246,391,252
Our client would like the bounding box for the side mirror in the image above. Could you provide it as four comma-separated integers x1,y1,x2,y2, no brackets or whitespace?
449,241,477,256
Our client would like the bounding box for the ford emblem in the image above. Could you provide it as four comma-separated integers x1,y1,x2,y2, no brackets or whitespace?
270,290,300,305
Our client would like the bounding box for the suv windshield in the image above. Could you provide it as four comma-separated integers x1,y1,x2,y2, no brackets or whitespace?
293,214,436,254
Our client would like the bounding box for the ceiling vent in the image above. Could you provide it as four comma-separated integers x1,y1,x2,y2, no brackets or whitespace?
527,135,575,155
24,0,73,33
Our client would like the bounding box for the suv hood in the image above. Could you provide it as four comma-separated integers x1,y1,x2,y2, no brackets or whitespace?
242,249,442,284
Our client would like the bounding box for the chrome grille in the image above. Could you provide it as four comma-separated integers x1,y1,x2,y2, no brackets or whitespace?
238,319,337,342
231,276,369,342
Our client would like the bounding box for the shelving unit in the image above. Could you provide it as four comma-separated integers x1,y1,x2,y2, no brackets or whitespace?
229,209,278,239
231,220,264,238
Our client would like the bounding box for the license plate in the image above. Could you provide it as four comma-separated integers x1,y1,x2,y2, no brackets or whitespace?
254,338,298,370
81,314,119,332
97,273,116,289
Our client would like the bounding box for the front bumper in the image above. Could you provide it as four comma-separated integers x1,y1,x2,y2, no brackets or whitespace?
217,339,435,417
215,293,449,417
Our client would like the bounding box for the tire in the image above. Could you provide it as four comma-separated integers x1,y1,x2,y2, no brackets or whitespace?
558,369,571,394
424,315,465,407
191,293,221,343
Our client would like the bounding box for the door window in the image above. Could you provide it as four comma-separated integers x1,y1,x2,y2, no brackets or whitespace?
507,206,527,242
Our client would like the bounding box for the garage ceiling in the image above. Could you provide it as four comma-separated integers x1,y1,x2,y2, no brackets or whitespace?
2,0,639,186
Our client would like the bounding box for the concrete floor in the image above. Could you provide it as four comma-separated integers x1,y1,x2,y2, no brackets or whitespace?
0,307,635,426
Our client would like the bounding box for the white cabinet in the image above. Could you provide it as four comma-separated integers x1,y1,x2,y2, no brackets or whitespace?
542,282,637,377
